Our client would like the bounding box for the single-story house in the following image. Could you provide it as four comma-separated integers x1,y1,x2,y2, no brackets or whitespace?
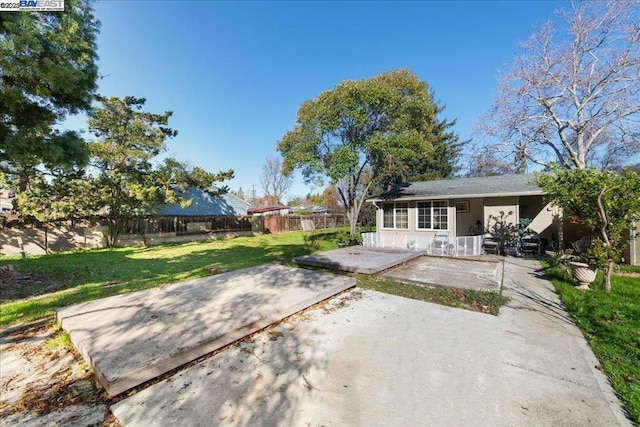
157,187,249,217
150,187,250,234
366,173,639,264
366,174,560,256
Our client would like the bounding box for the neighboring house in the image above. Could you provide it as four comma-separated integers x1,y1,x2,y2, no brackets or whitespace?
157,187,249,217
366,174,561,255
247,206,290,217
290,204,328,214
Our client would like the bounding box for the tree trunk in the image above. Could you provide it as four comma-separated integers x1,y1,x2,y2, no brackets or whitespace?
108,220,116,247
603,260,614,292
348,205,358,235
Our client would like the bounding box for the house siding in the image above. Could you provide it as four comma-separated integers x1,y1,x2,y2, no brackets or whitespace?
376,201,456,249
372,194,558,251
483,196,519,229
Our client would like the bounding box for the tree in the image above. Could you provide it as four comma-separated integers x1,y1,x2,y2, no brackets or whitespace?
278,69,459,234
286,196,308,208
87,96,233,246
321,185,340,211
0,0,100,201
536,169,640,292
307,193,324,207
466,150,520,177
230,187,246,200
406,100,466,181
476,1,640,172
259,155,292,206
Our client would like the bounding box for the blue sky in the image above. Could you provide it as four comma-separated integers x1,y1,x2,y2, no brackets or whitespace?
68,0,567,201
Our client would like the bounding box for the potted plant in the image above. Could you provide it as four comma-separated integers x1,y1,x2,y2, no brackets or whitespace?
566,246,603,290
568,259,598,290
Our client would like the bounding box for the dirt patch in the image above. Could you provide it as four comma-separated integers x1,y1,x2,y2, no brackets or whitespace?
0,265,44,302
0,321,115,426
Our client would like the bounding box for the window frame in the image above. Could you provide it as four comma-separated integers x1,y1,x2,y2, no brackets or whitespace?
416,200,449,231
381,202,409,230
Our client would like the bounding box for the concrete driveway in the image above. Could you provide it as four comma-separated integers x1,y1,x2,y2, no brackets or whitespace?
112,258,630,426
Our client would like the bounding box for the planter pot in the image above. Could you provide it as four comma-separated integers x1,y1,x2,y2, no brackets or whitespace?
569,261,597,290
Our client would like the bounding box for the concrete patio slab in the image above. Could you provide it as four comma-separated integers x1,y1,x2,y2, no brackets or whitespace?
56,264,355,398
111,258,630,426
384,255,503,291
294,246,424,274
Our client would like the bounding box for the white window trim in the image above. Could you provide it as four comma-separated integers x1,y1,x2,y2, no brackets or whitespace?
382,202,409,230
416,200,449,231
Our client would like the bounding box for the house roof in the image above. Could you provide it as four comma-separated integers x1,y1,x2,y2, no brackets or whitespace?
247,206,290,214
369,173,545,202
157,187,249,216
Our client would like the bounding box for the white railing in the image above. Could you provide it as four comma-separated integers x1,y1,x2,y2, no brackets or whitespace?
361,232,484,257
455,235,483,256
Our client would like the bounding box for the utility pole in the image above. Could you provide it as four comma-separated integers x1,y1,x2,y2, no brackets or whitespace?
251,185,257,206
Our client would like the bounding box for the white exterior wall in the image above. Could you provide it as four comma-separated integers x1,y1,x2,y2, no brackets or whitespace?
375,200,456,250
483,197,519,228
373,195,559,250
519,195,559,242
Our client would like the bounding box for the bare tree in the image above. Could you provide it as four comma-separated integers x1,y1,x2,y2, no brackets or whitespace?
259,155,292,206
476,1,640,171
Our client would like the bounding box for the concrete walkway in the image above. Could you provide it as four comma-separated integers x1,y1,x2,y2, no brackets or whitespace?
112,258,630,426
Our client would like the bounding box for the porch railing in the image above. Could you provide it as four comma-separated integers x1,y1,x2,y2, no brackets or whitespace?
361,232,484,257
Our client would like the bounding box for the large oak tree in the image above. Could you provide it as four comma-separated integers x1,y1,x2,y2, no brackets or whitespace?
277,69,461,234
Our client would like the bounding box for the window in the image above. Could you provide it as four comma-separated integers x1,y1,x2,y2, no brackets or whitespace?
417,201,448,230
382,202,409,229
383,203,394,228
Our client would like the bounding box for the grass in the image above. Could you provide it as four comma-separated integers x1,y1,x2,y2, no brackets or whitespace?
1,228,512,327
45,331,73,351
616,264,640,274
543,262,640,424
0,229,342,326
357,275,509,315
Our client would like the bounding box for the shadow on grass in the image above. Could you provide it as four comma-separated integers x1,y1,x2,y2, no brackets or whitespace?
0,232,340,326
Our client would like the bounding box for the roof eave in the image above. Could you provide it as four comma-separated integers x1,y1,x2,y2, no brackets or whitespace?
367,190,545,203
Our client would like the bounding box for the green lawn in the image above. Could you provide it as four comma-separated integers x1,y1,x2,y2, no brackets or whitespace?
0,230,341,326
1,228,511,327
544,263,640,424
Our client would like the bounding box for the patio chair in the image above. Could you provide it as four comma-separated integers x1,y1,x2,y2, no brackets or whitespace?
483,233,499,255
432,232,450,255
520,232,541,255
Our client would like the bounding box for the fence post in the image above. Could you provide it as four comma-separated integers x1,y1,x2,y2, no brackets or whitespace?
17,237,26,260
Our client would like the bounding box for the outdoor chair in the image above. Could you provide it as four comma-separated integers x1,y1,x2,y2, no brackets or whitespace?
432,232,450,255
483,233,499,255
520,232,541,255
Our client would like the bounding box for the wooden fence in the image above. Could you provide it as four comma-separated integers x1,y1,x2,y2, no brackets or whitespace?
0,214,348,255
263,214,347,234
